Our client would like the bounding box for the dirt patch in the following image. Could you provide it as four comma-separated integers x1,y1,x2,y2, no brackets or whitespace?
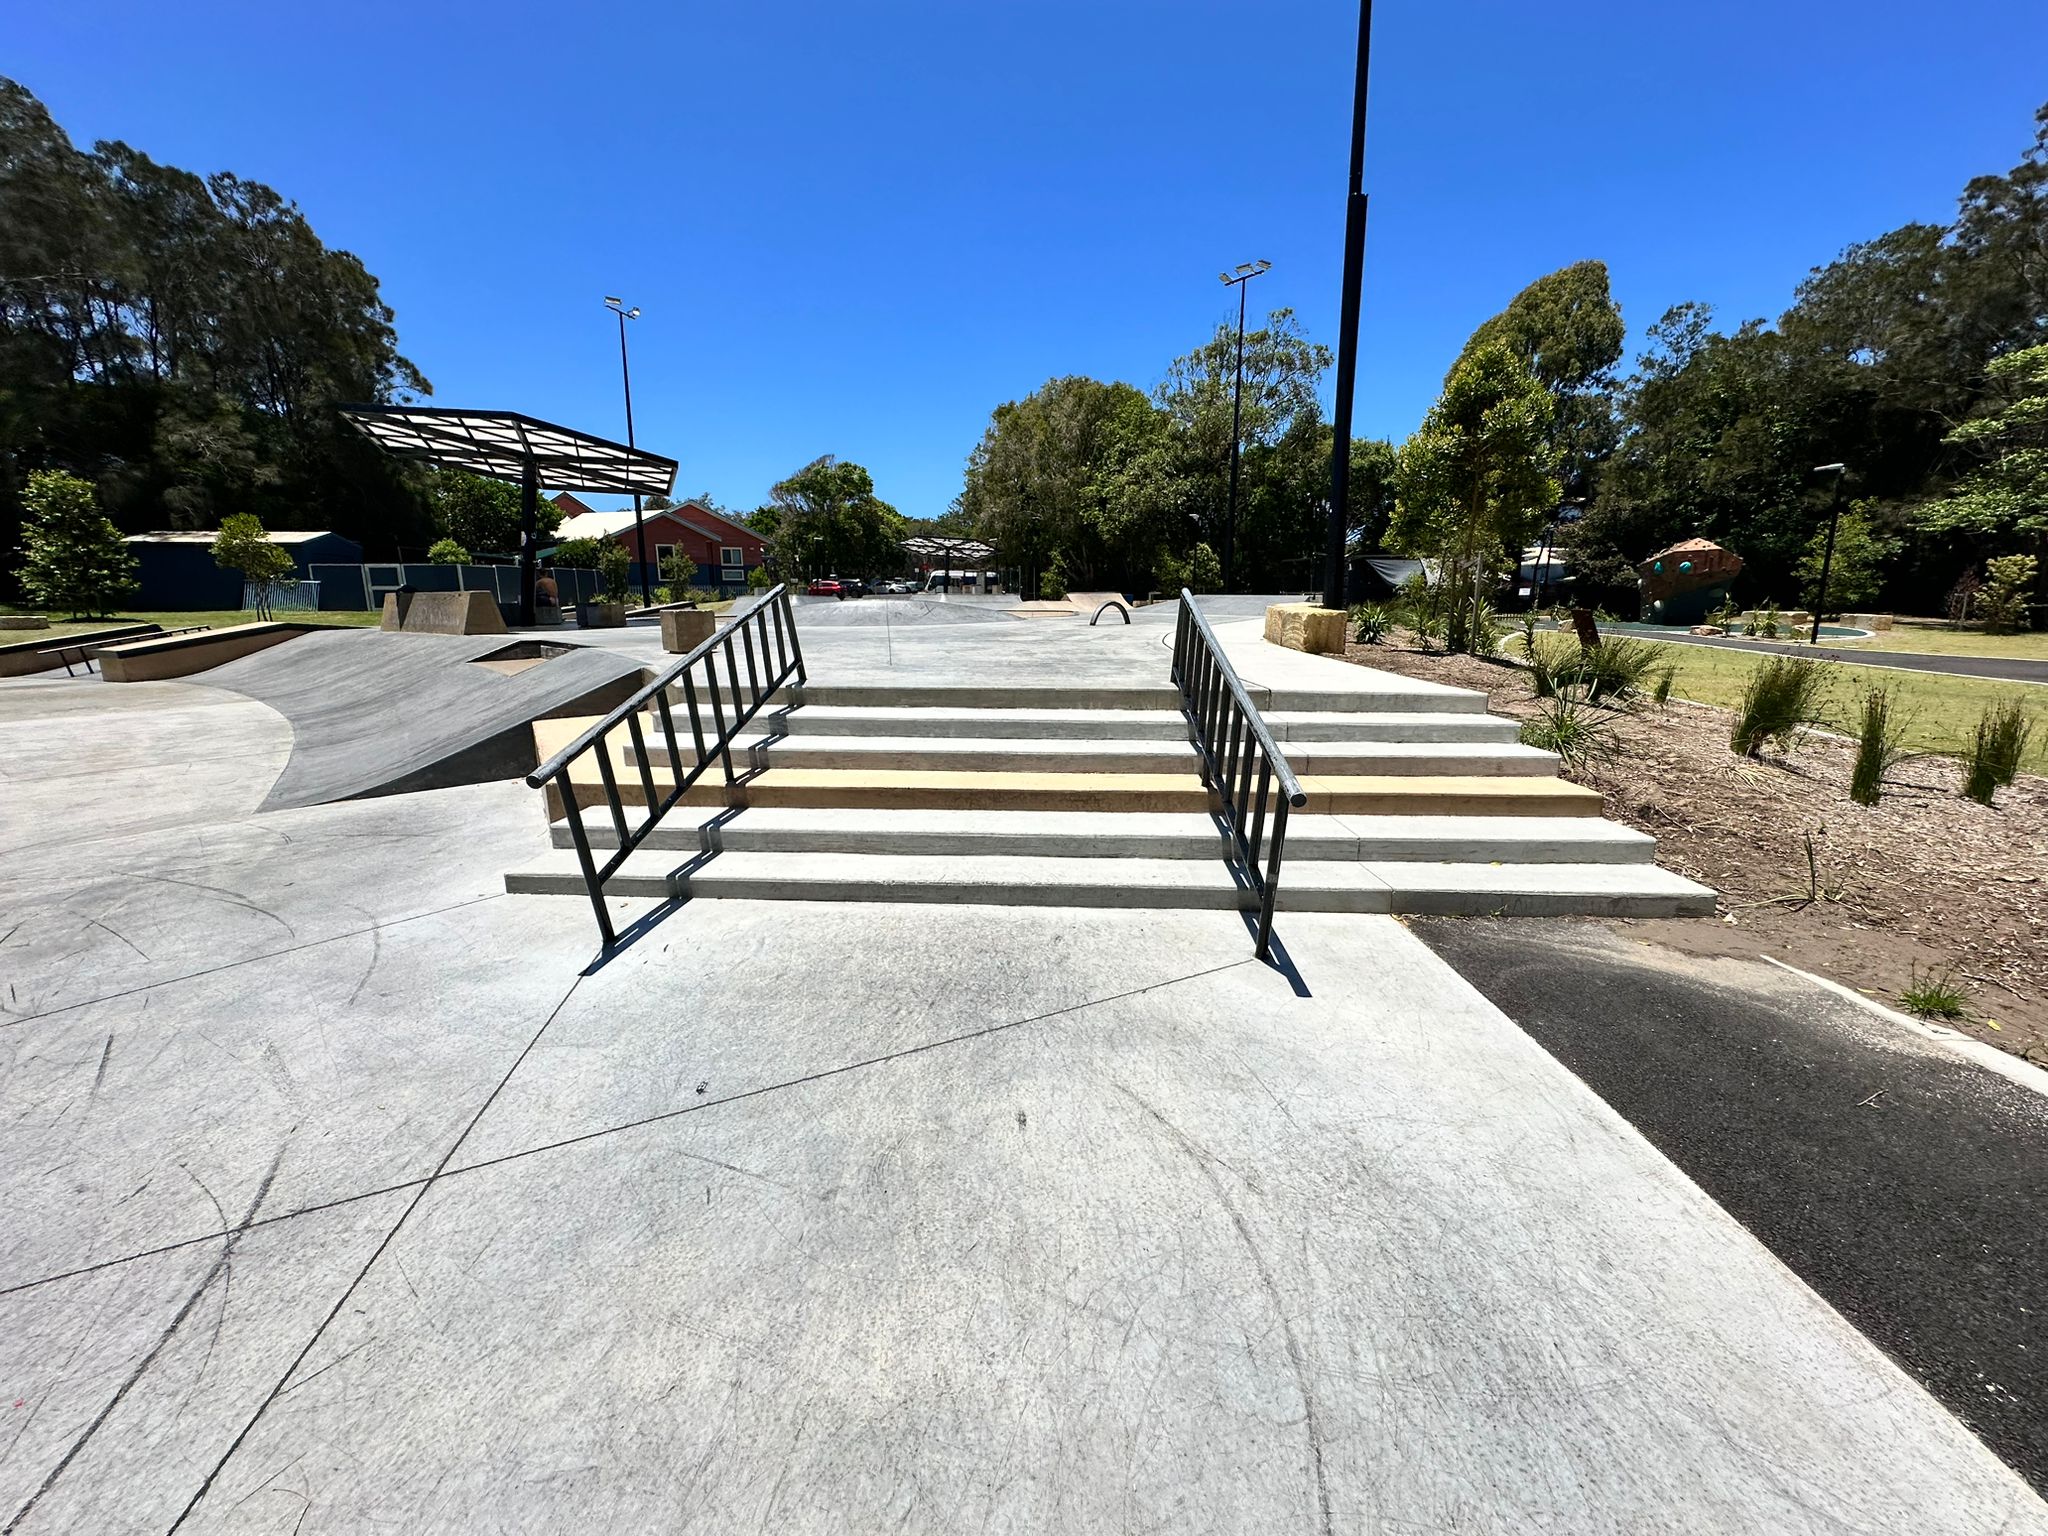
1343,637,2048,1063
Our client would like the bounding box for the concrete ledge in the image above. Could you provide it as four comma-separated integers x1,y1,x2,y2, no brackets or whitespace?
381,590,509,635
0,622,161,676
1263,602,1347,655
0,614,48,630
98,623,310,682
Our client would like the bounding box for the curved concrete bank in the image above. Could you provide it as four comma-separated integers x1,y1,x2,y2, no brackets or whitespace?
190,629,645,809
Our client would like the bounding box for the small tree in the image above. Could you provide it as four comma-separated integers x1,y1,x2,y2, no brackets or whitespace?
17,470,138,618
1978,554,2037,634
1796,504,1895,613
598,542,631,605
1186,542,1222,594
211,513,298,619
427,537,470,565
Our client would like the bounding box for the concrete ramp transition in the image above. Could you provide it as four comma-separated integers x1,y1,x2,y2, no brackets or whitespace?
190,629,644,809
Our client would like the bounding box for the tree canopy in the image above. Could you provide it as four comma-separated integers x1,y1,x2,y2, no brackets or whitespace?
0,76,432,599
751,457,904,577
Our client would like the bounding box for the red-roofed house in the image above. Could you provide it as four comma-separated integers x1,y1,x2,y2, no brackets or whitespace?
550,498,768,592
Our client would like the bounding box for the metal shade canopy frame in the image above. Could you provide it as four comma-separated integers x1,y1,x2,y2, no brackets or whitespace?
902,536,995,564
338,403,678,624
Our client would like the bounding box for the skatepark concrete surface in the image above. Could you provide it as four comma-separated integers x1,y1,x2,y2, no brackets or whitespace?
4,669,2047,1532
190,629,645,809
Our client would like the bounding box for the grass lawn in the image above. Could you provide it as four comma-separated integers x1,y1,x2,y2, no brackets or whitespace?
24,609,384,638
1640,637,2048,773
1817,622,2048,661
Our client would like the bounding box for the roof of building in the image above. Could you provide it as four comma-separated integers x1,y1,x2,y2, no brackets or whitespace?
126,530,345,545
336,404,677,496
551,507,757,545
550,491,599,520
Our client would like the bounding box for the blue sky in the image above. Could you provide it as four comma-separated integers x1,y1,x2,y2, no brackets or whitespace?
12,0,2046,518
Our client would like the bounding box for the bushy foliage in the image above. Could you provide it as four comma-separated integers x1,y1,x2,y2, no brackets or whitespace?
1351,602,1393,644
1849,686,1912,806
1518,693,1616,773
1961,698,2035,805
15,470,136,618
426,537,469,564
1731,656,1833,757
598,543,631,605
213,512,298,618
1976,554,2037,634
553,536,605,570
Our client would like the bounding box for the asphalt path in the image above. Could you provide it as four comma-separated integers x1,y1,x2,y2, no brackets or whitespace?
1415,915,2048,1497
1636,628,2048,685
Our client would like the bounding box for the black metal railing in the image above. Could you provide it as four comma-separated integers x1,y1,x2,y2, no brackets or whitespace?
1170,589,1307,959
527,585,805,946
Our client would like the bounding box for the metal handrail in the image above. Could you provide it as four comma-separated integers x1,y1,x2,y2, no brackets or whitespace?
528,583,805,945
1170,589,1306,958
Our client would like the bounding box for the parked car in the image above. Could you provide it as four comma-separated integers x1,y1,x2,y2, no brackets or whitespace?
838,577,868,598
806,578,843,598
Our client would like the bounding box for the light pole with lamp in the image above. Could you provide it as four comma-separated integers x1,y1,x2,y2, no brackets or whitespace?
1809,462,1847,644
1218,259,1270,593
604,296,652,608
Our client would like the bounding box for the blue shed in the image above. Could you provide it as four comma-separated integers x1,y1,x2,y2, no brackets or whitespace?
126,530,365,610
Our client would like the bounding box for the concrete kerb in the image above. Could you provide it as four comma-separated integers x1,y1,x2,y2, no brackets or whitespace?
1760,955,2048,1102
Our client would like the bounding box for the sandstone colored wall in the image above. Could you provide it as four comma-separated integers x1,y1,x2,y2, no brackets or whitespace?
1263,602,1347,656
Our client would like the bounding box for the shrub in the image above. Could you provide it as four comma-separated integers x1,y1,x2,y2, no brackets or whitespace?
554,536,605,569
1848,686,1911,806
1525,632,1574,698
1351,602,1393,644
1977,554,2037,634
1411,611,1444,651
684,586,721,607
1899,965,1966,1020
1731,656,1831,757
1519,694,1616,773
15,469,136,618
597,542,631,604
1651,667,1675,706
427,537,469,564
1961,697,2035,805
1186,542,1222,594
212,512,297,619
1575,637,1666,704
747,565,773,592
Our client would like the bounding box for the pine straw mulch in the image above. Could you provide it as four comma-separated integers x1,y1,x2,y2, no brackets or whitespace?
1340,638,2048,1064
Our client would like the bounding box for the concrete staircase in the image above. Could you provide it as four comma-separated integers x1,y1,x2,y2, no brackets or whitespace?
504,680,1715,919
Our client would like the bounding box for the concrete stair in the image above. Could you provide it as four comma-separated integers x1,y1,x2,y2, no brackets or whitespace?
507,682,1716,920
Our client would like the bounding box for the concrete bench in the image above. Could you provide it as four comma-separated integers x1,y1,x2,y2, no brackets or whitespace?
381,590,509,636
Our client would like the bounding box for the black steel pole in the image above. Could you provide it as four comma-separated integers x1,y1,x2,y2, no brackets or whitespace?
1224,276,1248,594
1322,0,1373,612
618,308,650,607
1810,469,1846,645
518,457,539,627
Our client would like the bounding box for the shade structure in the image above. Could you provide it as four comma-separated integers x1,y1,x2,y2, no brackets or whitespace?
339,403,679,625
337,404,677,496
901,536,995,565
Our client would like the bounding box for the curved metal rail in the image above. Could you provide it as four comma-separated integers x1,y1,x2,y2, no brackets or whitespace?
1169,590,1306,958
1088,599,1131,626
528,585,804,945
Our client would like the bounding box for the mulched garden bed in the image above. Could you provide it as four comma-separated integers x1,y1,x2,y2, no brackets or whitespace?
1341,636,2048,1063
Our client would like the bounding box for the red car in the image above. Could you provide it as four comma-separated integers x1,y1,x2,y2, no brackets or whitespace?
806,578,843,598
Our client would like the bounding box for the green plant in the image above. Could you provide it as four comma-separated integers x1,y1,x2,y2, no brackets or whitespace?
1708,595,1741,630
210,512,297,619
554,536,605,569
1186,542,1222,594
1525,632,1574,698
1898,965,1966,1020
1518,694,1616,773
15,469,137,619
1517,610,1539,658
1651,667,1675,706
1961,697,2036,804
684,586,721,607
1977,554,2037,634
1848,686,1912,806
1744,604,1782,639
747,565,773,592
1411,611,1444,651
1351,602,1393,644
1575,636,1666,704
598,542,631,604
1731,656,1832,757
426,537,469,565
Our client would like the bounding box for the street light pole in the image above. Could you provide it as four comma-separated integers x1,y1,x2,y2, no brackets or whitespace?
1323,0,1373,611
1809,462,1847,645
605,296,650,607
1218,259,1270,594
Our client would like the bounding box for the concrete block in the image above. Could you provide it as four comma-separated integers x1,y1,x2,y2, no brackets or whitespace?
97,623,302,682
0,613,48,630
660,607,716,653
1842,612,1894,631
1263,601,1347,655
381,589,509,635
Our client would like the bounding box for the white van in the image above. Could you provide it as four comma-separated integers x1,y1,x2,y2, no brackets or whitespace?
922,569,1001,594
